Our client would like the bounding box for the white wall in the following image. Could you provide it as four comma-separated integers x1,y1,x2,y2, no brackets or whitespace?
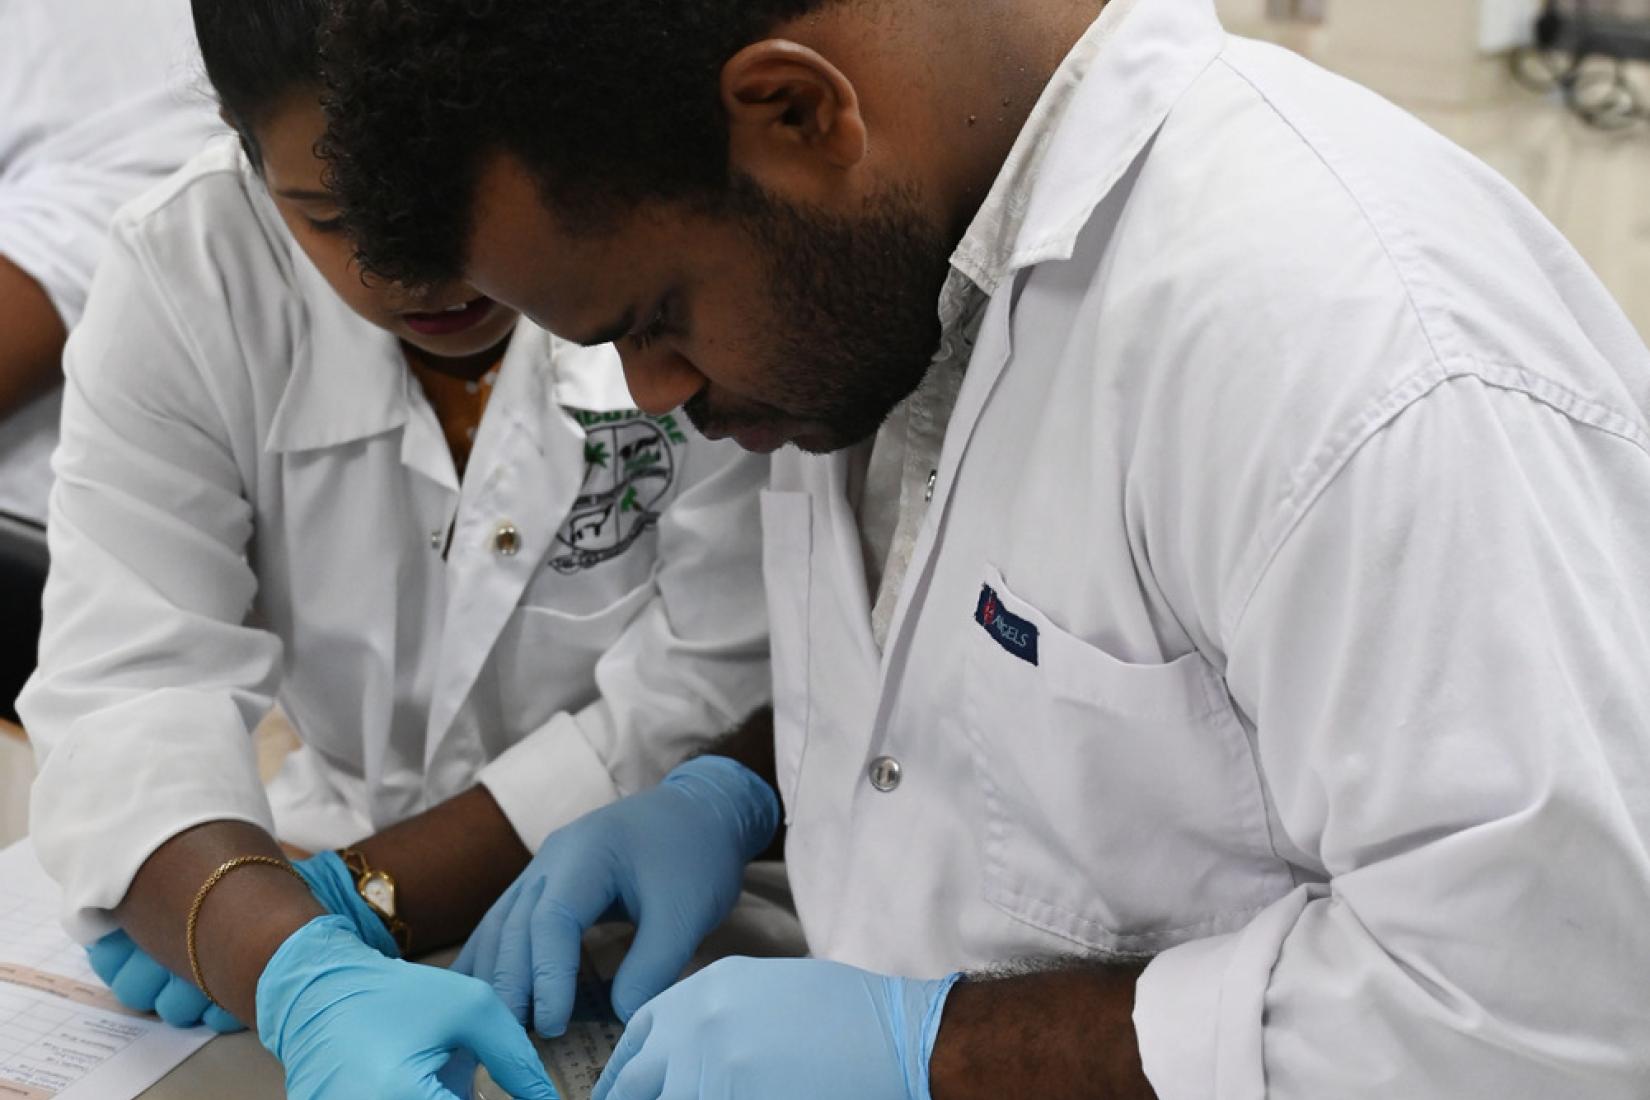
1215,0,1271,31
1480,0,1541,52
1215,0,1522,104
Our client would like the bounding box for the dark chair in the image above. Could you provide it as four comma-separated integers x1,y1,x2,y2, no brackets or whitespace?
0,511,47,724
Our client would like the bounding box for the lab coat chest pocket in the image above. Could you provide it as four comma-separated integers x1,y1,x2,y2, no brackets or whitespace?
495,576,658,731
760,490,811,824
963,566,1285,955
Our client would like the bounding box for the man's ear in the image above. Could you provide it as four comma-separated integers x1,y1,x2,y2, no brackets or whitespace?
721,40,869,191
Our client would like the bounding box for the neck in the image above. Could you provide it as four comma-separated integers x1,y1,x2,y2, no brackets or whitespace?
916,0,1109,243
401,334,512,382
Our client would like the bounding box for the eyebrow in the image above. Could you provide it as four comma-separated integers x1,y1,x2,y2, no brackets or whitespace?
273,187,337,202
574,308,636,349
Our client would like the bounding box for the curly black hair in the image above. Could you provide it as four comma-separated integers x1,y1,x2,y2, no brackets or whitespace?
193,0,331,168
320,0,843,288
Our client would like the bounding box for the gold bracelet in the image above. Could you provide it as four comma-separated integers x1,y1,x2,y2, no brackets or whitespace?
185,855,306,1008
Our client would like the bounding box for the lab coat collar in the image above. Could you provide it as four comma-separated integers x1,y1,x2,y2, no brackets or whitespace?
1006,0,1227,274
870,0,1226,678
263,233,411,455
409,320,625,485
263,275,632,460
948,0,1144,298
421,331,631,749
547,338,635,415
391,315,554,495
459,318,564,452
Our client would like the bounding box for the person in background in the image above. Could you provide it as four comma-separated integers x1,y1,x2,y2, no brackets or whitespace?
319,0,1650,1097
20,1,770,1097
0,0,219,717
0,0,218,525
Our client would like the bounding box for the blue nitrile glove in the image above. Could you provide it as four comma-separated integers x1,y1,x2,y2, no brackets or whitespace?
82,850,398,1033
592,957,962,1100
455,756,780,1037
289,850,402,957
258,915,557,1100
86,930,243,1032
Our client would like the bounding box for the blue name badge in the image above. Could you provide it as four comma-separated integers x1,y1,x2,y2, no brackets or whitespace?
975,584,1039,666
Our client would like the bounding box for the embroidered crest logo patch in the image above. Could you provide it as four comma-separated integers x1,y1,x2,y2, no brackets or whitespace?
975,583,1039,666
550,410,686,574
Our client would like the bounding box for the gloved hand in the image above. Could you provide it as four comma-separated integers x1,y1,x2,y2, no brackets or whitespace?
86,930,243,1032
288,849,402,957
455,756,780,1036
592,957,961,1100
258,915,557,1100
83,850,398,1032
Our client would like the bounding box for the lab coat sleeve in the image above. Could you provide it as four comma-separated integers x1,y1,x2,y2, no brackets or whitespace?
0,159,140,329
1133,377,1650,1098
479,438,771,850
0,0,217,327
19,226,281,942
0,110,216,330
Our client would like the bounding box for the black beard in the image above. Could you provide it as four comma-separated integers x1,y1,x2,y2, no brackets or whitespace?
713,176,956,454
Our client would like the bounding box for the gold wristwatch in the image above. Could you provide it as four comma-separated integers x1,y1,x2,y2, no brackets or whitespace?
339,847,413,954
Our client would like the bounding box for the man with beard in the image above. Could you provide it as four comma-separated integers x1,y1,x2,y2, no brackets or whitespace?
319,0,1650,1096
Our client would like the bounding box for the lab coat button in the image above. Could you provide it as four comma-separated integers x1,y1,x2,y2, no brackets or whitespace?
868,756,903,793
492,521,522,557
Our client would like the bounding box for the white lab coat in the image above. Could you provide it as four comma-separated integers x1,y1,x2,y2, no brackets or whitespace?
0,0,219,522
765,1,1650,1096
22,139,771,940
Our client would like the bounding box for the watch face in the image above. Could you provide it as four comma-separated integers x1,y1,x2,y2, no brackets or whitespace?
361,873,396,917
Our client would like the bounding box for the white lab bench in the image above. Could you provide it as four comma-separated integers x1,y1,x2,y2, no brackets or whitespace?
141,1019,289,1097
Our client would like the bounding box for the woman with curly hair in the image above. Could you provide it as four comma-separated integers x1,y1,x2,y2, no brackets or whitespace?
19,1,774,1096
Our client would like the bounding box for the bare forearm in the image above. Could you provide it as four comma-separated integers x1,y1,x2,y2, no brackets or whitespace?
356,715,777,953
0,256,67,416
117,786,529,1024
930,961,1155,1100
115,820,324,1027
704,706,784,859
704,705,777,788
351,784,531,955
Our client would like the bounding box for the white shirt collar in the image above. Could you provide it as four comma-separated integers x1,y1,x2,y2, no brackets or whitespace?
946,0,1147,304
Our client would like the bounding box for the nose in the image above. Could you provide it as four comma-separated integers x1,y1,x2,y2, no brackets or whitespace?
620,345,705,416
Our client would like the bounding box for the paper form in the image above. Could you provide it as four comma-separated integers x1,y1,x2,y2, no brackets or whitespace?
0,840,212,1099
473,929,630,1100
471,888,809,1100
473,1018,626,1100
